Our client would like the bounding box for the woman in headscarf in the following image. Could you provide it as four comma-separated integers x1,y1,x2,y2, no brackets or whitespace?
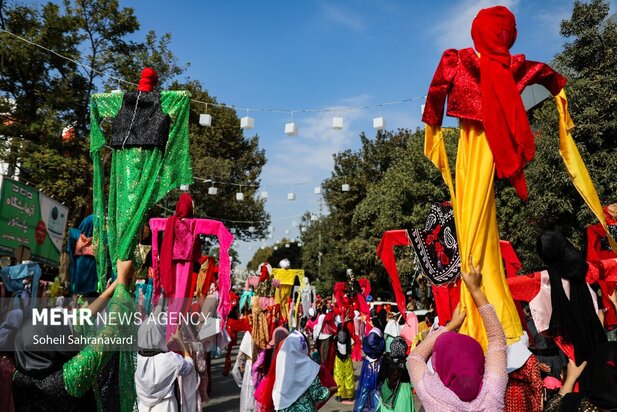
272,331,336,411
383,312,402,353
333,323,354,403
253,327,290,412
400,312,418,350
231,331,256,412
536,230,607,365
406,258,507,411
545,342,617,411
378,337,413,412
134,315,195,412
67,214,97,295
354,327,386,412
252,326,289,392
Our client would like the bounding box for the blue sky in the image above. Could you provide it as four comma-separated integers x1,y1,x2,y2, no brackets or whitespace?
30,0,616,268
122,0,615,269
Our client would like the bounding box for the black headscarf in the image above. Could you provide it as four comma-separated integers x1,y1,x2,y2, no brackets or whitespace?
536,231,606,365
561,342,617,411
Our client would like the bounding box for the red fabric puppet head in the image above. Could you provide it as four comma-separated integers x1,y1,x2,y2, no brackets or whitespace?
175,193,194,219
138,67,158,92
471,6,534,201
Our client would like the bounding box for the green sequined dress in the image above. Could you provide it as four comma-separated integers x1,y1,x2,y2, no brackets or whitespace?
89,91,193,292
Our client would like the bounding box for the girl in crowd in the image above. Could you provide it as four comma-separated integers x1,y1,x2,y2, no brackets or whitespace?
135,320,195,412
354,326,386,412
272,330,337,411
407,257,508,411
378,336,413,412
333,323,354,404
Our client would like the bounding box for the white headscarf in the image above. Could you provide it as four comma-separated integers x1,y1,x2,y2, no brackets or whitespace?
273,331,320,410
384,318,401,338
137,315,167,352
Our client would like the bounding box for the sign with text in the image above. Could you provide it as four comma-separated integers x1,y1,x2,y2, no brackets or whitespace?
0,176,68,266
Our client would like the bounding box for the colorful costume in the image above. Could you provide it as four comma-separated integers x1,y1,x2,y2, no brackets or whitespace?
67,215,97,295
422,6,615,349
334,326,354,401
272,265,304,322
150,211,233,339
354,327,385,412
90,68,193,292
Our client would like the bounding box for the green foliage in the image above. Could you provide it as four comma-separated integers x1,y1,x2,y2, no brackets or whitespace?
297,128,455,297
0,0,268,235
246,238,302,273
496,0,617,271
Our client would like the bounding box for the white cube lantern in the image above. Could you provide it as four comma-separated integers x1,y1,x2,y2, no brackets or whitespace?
199,114,212,127
180,184,190,191
240,116,254,129
314,187,321,195
285,229,290,235
260,191,269,200
248,246,252,251
230,228,237,234
260,245,265,250
268,225,274,233
248,226,256,233
285,122,298,136
285,243,290,248
273,246,278,251
236,192,244,201
208,186,218,196
332,117,343,129
268,234,273,239
342,183,350,192
311,214,318,221
301,227,307,233
373,117,386,130
298,242,303,247
287,192,296,201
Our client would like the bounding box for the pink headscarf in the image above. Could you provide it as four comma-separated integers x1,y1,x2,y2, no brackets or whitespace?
400,312,418,347
433,332,485,402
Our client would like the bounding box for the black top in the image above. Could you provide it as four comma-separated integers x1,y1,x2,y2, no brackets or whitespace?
110,91,170,149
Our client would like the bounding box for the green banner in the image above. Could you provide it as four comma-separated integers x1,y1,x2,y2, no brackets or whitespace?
0,177,69,266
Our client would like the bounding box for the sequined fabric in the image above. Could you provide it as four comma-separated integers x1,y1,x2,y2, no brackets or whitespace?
62,284,137,412
90,90,193,292
422,48,567,126
12,368,97,411
110,91,170,149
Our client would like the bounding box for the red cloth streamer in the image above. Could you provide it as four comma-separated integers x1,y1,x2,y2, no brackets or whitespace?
137,67,158,92
160,193,194,296
431,281,460,324
376,230,409,314
471,6,534,200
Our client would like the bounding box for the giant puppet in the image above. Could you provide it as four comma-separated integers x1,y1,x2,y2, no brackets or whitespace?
420,6,616,349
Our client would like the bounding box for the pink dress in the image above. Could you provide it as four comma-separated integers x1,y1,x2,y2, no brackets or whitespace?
407,304,508,411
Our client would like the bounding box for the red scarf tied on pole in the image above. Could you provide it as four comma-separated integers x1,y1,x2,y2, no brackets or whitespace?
471,6,534,200
160,193,194,295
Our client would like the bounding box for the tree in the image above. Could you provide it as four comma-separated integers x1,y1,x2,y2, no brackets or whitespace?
0,0,184,223
495,0,617,270
168,80,270,241
297,128,456,296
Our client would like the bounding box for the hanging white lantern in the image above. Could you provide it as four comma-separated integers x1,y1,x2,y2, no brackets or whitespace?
260,245,265,250
111,89,122,94
332,117,343,129
284,229,290,235
342,183,350,192
373,117,386,130
273,246,278,251
230,228,237,234
301,227,307,233
268,225,274,233
314,187,321,195
180,184,190,191
208,186,218,196
248,226,256,233
285,243,290,248
285,122,298,136
260,191,269,200
240,116,254,129
268,234,273,239
298,242,303,247
236,192,244,201
311,214,318,221
199,114,212,127
287,192,296,201
248,246,252,251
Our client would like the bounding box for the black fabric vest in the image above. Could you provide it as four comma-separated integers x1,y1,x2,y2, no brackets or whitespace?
110,91,170,149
